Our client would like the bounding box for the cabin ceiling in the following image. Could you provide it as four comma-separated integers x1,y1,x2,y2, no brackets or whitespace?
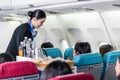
0,0,120,17
42,0,120,14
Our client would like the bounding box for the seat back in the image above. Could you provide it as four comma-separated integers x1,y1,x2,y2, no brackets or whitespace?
0,61,39,80
102,51,120,80
48,72,95,80
73,52,103,80
64,47,73,60
42,48,63,58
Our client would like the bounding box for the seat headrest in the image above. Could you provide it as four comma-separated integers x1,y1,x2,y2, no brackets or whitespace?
73,52,103,66
64,48,73,59
48,72,95,80
42,48,63,58
103,51,120,63
0,61,38,79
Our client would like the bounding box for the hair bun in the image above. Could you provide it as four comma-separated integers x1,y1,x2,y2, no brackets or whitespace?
28,11,33,17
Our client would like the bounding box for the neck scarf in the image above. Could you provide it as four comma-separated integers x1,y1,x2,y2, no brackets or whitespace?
28,20,37,39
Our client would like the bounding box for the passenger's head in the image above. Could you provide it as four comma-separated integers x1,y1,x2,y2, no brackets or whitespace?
115,56,120,77
74,42,91,56
41,42,54,48
99,44,114,57
0,53,15,63
28,9,46,28
40,60,72,80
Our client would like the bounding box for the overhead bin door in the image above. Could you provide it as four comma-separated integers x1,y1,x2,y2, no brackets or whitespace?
12,0,77,8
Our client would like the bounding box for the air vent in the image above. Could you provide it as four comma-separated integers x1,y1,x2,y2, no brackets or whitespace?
48,11,58,14
113,4,120,7
74,7,95,11
84,8,95,11
6,15,13,17
28,4,35,7
0,8,14,11
78,0,91,1
5,18,13,21
16,13,27,16
0,18,12,22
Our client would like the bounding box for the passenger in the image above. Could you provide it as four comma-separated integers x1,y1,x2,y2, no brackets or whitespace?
40,60,72,80
6,9,46,59
115,56,120,79
41,42,54,57
74,42,91,56
99,42,114,57
41,42,54,48
0,53,15,63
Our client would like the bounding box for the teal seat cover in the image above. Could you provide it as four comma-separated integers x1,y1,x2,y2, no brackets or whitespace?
103,51,120,63
100,51,120,80
42,48,63,58
73,52,103,67
64,47,73,59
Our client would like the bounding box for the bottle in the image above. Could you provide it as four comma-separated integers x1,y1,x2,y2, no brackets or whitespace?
32,40,36,50
23,37,28,57
35,48,39,59
23,37,28,47
28,38,32,49
18,42,23,56
31,49,35,58
26,38,32,57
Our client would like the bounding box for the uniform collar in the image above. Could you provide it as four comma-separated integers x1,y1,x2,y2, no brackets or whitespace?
28,20,37,39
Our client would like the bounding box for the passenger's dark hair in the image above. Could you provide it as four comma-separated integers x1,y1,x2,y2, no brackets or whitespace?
28,9,46,20
74,42,91,55
41,42,54,48
40,60,72,80
0,53,15,63
99,44,114,57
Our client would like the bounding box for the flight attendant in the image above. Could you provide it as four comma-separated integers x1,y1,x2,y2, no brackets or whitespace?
6,9,46,59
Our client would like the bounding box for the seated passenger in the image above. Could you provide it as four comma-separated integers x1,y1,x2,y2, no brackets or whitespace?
41,42,54,57
41,42,54,48
99,42,114,57
74,42,91,56
0,53,15,63
40,60,72,80
115,56,120,79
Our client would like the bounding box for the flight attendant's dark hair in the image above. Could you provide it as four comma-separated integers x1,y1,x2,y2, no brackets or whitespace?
28,9,46,20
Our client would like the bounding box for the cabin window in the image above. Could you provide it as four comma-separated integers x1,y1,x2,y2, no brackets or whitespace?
60,39,69,52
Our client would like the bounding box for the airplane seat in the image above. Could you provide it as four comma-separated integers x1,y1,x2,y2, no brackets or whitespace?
64,47,73,60
73,52,103,80
48,72,95,80
0,61,39,80
42,48,63,58
101,51,120,80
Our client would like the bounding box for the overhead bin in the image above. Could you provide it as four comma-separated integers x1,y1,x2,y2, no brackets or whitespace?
0,0,117,10
12,0,112,9
0,0,118,14
11,0,78,9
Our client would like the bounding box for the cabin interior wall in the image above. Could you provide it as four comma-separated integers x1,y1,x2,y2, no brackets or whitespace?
101,10,120,50
57,12,111,52
0,10,120,53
